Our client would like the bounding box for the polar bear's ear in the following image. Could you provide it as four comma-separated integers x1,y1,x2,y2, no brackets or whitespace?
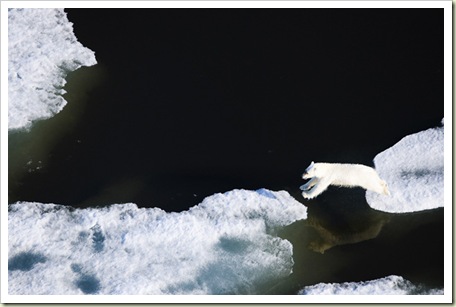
306,161,315,171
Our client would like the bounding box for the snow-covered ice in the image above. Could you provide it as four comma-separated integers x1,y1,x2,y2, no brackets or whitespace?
299,275,443,295
366,123,444,213
8,189,307,295
8,8,96,131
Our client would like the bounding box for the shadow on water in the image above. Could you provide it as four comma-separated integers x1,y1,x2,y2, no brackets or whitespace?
271,187,444,294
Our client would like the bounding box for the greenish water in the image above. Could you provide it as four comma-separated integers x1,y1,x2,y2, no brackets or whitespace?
8,65,106,203
274,188,443,294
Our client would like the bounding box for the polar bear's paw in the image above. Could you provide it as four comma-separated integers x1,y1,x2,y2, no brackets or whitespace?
301,191,316,199
300,184,310,191
300,177,319,191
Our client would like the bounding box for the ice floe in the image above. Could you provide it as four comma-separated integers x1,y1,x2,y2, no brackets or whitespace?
8,8,96,131
366,123,444,213
8,189,307,295
299,275,443,295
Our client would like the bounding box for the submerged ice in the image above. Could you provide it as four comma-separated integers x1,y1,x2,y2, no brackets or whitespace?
366,122,444,213
8,8,96,131
8,189,307,295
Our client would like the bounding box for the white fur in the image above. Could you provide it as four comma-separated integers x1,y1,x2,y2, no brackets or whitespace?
300,161,390,199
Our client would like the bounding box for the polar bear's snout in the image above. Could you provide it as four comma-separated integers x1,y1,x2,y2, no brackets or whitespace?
302,171,315,180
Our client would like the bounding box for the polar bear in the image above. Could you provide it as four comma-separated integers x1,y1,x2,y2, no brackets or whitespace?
300,161,390,199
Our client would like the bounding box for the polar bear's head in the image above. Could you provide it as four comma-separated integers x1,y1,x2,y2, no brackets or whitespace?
302,161,316,179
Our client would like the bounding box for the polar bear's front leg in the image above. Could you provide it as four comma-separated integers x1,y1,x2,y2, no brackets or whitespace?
300,177,319,191
302,178,331,199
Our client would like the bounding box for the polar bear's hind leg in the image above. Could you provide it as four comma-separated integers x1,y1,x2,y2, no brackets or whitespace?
381,180,391,196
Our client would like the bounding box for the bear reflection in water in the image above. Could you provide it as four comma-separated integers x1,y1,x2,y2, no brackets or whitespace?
303,208,390,254
297,185,391,254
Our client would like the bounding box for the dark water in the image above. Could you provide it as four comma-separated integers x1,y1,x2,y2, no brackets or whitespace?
9,8,443,212
275,188,444,293
8,8,444,293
